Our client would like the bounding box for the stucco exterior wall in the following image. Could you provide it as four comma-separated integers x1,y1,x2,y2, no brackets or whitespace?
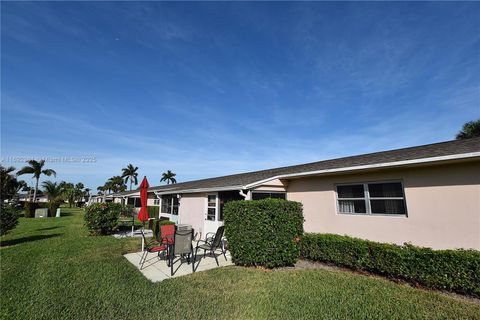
252,179,287,192
287,161,480,250
177,193,207,235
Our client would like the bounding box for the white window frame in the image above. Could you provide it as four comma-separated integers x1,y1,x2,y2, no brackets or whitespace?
205,193,219,221
251,191,287,200
160,195,179,216
335,180,407,217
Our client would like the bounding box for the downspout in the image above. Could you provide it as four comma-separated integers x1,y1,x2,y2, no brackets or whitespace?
154,192,162,219
239,189,251,200
176,194,181,223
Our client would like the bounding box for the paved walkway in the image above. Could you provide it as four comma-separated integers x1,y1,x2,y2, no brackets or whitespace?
124,249,233,282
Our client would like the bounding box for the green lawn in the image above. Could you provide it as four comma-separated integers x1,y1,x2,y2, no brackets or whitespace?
1,208,479,320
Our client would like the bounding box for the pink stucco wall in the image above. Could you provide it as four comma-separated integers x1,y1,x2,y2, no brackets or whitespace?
287,160,480,250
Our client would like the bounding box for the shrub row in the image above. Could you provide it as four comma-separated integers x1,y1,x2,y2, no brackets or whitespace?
300,233,480,296
224,199,304,268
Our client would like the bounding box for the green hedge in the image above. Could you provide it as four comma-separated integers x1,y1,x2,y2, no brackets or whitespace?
23,202,48,218
147,206,159,219
152,219,176,241
300,233,480,296
84,203,131,235
224,199,304,268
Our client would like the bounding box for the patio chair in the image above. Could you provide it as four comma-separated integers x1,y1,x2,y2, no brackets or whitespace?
168,228,195,276
160,224,175,246
139,230,168,270
194,226,227,266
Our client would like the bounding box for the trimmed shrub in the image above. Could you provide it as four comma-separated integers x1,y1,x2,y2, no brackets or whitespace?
147,206,159,219
0,203,20,236
152,219,175,241
84,203,131,235
224,198,304,268
47,198,64,217
23,202,47,218
300,233,480,296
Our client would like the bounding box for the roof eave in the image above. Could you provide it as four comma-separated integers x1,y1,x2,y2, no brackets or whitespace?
244,152,480,189
153,185,244,196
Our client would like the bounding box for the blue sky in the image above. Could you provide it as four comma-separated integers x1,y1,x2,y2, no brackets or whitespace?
1,2,479,191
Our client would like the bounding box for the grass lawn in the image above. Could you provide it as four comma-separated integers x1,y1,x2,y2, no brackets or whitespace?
1,207,479,320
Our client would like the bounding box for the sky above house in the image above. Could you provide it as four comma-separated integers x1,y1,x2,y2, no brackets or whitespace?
1,2,479,191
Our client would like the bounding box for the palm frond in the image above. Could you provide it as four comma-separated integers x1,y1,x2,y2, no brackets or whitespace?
42,169,57,177
16,166,36,176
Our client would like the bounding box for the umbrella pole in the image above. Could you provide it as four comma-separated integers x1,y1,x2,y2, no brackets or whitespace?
141,222,145,252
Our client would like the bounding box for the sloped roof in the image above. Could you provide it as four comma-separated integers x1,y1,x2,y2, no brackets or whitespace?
147,137,480,194
107,190,140,197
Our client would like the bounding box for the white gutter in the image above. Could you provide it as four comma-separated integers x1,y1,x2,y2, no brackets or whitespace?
153,185,243,195
244,152,480,189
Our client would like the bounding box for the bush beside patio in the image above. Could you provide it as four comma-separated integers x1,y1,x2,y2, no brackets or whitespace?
84,202,132,235
300,233,480,297
224,198,304,268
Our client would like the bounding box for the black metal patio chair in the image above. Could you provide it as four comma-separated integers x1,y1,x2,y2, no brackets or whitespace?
139,229,168,270
194,226,227,266
167,228,195,276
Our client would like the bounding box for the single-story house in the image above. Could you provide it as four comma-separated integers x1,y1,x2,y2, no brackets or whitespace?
17,193,48,203
107,190,159,208
148,137,479,250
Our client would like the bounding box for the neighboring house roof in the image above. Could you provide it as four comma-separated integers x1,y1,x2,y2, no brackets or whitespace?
108,190,140,197
149,137,480,194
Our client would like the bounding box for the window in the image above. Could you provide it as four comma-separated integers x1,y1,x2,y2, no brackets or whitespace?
161,195,179,215
206,195,216,221
251,192,286,200
336,181,406,215
127,197,141,208
218,191,245,221
153,199,160,205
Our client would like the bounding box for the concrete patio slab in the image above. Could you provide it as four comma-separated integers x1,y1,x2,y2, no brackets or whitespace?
113,229,152,239
124,249,233,282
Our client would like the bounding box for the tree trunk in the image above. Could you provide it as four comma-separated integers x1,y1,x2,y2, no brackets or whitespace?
130,179,132,191
33,178,39,203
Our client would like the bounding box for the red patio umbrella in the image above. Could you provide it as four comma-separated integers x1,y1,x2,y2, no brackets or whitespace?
137,176,150,252
137,176,150,224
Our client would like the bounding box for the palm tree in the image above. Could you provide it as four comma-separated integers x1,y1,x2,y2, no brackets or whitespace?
17,160,56,202
456,119,480,139
14,180,27,195
97,186,106,202
121,164,139,191
84,188,91,202
107,176,127,193
160,170,177,185
1,166,17,200
63,185,82,208
42,181,63,200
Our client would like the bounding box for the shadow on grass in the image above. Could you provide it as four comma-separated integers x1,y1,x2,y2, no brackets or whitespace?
58,210,76,217
36,226,64,231
0,234,62,247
